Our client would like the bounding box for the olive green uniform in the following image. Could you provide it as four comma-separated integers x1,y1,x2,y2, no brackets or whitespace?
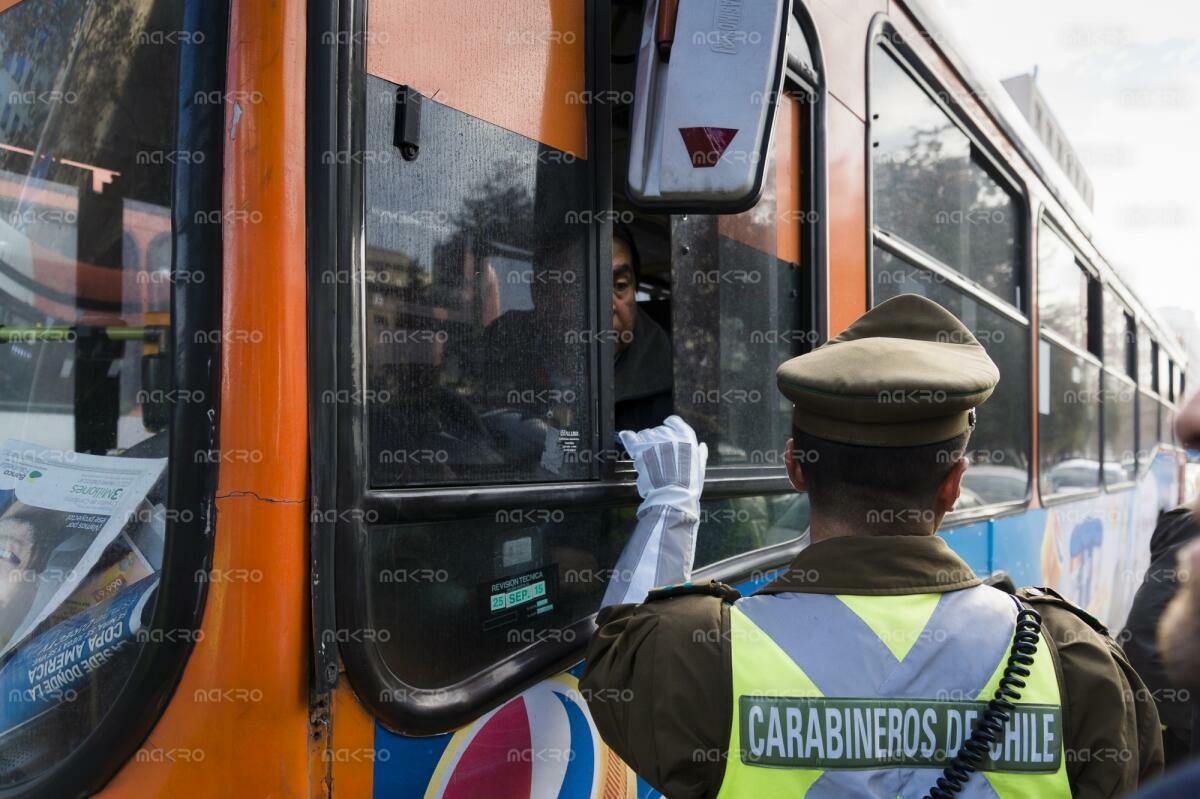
584,295,1164,797
582,535,1164,798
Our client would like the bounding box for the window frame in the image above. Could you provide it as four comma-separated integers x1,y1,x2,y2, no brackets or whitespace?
316,0,829,735
866,19,1034,526
0,2,225,795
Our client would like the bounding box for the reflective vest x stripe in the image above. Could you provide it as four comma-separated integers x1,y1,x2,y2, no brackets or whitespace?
715,584,1071,799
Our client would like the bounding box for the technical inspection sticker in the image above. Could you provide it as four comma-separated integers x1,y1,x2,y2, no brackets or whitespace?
480,565,558,632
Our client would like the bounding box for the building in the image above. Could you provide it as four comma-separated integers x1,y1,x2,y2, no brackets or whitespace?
1159,306,1199,400
1001,69,1095,210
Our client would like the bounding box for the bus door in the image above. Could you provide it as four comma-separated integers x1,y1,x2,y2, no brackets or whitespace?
312,2,828,796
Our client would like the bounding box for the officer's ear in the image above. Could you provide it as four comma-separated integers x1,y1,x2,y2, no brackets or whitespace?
935,457,968,515
784,438,808,493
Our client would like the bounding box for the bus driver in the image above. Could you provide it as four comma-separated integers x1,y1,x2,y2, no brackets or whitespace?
612,224,672,433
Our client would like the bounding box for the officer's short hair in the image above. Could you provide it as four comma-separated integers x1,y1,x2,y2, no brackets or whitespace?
792,427,970,518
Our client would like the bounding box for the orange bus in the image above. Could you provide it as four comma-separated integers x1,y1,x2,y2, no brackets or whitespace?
0,0,1189,797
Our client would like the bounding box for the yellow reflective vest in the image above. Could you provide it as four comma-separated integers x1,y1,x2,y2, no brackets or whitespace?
715,585,1071,798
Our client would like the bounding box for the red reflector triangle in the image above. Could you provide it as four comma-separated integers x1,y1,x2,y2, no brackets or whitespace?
679,127,739,168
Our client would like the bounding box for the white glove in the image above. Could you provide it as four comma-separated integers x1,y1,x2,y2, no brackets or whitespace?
618,415,708,519
602,416,708,608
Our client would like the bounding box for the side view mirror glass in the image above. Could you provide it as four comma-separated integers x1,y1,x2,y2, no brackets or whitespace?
627,0,792,213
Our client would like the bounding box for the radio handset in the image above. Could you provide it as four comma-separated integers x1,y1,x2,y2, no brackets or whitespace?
924,603,1044,799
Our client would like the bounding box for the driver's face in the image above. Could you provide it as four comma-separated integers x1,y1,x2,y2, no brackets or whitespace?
612,237,636,354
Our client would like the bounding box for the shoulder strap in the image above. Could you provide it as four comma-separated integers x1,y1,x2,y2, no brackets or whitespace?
646,579,742,604
1015,585,1110,635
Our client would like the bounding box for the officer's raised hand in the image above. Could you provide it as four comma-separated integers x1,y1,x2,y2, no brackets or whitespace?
619,414,708,515
601,415,708,607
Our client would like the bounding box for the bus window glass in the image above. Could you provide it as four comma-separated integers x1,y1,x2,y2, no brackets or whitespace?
1102,289,1132,374
695,493,810,568
0,0,180,785
871,48,1020,307
1138,325,1154,389
1037,222,1087,350
1102,372,1136,485
876,249,1030,506
1124,315,1136,378
362,74,593,488
1159,349,1171,399
669,97,809,467
1150,339,1161,392
614,90,811,561
1139,389,1160,466
363,489,812,690
1039,340,1102,497
365,510,616,687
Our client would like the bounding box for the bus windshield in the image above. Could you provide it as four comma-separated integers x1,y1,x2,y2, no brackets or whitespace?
0,0,181,786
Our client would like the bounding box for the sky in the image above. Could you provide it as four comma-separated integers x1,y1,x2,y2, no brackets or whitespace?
932,0,1200,338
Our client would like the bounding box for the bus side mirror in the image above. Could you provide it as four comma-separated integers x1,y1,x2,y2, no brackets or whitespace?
627,0,792,213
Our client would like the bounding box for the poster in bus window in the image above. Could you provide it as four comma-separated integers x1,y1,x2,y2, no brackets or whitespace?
45,531,156,627
0,574,158,739
0,440,165,659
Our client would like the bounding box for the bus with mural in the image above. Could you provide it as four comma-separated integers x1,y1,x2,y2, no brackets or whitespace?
0,0,1191,796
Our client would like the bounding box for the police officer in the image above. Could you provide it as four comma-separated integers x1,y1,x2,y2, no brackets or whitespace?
582,295,1163,798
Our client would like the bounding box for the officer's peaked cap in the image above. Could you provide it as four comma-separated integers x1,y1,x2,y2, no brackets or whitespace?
776,294,999,447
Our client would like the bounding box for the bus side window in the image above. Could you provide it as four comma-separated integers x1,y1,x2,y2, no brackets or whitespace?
1157,348,1177,448
1139,326,1156,390
669,93,809,469
1037,221,1102,498
1100,290,1136,485
1160,346,1171,400
666,92,815,567
607,0,822,568
870,46,1023,310
1137,326,1161,471
875,248,1031,508
362,75,594,488
869,39,1031,510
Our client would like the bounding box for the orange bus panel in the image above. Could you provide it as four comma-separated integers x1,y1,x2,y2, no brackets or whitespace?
366,0,587,158
101,0,312,794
